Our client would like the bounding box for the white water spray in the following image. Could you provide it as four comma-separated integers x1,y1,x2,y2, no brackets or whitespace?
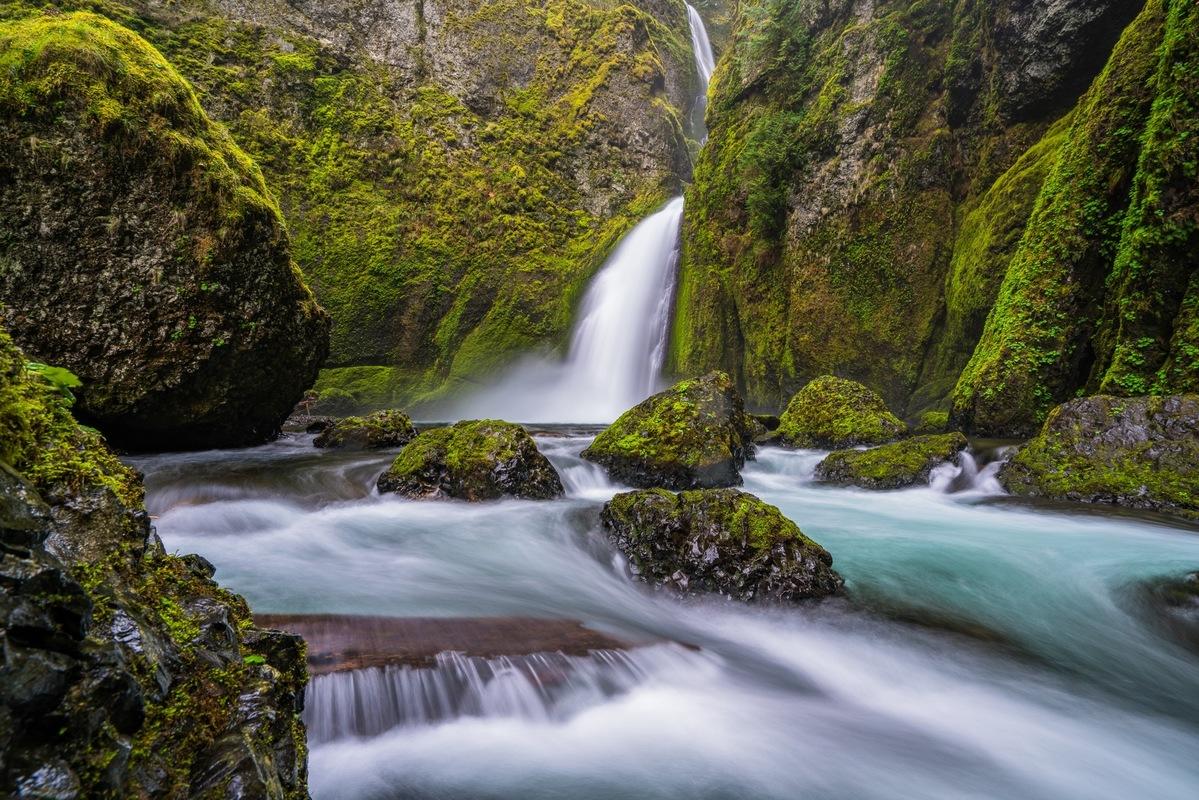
444,8,716,423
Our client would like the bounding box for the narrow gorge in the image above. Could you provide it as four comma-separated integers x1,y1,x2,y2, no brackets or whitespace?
1,1,1198,799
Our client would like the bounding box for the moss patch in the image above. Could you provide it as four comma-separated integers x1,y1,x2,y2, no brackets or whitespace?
815,432,968,490
776,375,908,449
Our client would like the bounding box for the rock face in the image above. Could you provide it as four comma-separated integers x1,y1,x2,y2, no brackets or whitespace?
776,376,908,449
0,13,330,450
669,0,1197,435
1000,395,1199,519
601,488,843,602
0,326,308,798
816,433,969,490
55,0,704,411
313,410,416,450
377,420,564,500
581,372,755,489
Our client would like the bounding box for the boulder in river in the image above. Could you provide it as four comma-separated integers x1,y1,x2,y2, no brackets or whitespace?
815,433,970,490
1000,395,1199,519
601,488,843,602
377,419,563,500
776,376,908,449
313,409,416,450
0,14,329,451
581,372,754,489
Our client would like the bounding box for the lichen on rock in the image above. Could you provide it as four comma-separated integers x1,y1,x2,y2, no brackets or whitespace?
776,376,908,449
581,371,754,489
377,419,564,501
0,11,330,450
815,433,969,490
313,409,416,450
600,488,843,602
1000,394,1199,519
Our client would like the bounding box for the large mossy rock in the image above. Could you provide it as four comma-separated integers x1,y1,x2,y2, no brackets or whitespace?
601,488,843,602
0,326,308,798
377,420,563,501
313,409,416,450
816,433,969,490
0,13,329,450
776,376,908,449
1000,395,1199,518
581,372,754,489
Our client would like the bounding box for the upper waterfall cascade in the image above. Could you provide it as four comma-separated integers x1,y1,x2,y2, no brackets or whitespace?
444,8,715,423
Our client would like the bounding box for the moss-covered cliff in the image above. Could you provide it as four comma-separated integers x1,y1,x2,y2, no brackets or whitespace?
3,0,705,409
0,10,329,449
671,0,1197,434
0,324,308,797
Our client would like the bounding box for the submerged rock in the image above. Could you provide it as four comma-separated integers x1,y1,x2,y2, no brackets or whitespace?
581,372,754,489
815,433,970,490
0,14,329,451
377,420,563,501
776,376,908,449
601,488,843,602
1000,395,1199,519
314,409,416,450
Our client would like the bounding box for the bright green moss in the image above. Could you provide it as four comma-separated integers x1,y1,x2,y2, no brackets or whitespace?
313,409,416,450
776,376,908,449
914,410,950,435
815,432,968,489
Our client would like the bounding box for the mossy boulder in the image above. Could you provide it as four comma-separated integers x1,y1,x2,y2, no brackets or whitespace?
0,325,307,797
0,13,329,450
313,410,416,450
776,376,908,449
1000,395,1199,518
914,411,951,435
581,372,754,489
377,420,563,501
600,488,843,602
815,433,970,490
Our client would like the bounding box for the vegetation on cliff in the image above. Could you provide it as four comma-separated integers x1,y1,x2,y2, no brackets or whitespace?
0,10,329,449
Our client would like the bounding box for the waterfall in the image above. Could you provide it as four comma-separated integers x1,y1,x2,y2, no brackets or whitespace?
444,8,716,423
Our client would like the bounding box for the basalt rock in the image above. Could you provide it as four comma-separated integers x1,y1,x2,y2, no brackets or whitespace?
816,433,969,490
776,376,908,449
1000,395,1199,519
582,372,755,489
0,325,309,798
377,420,563,501
601,488,843,603
0,13,329,451
313,410,417,450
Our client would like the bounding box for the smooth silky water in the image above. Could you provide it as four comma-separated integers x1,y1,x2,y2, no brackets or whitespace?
129,434,1199,800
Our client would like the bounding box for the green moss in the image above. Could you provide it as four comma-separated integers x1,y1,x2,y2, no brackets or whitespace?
313,409,416,449
952,0,1188,435
581,371,752,488
914,410,950,434
815,432,968,489
776,375,908,448
1001,394,1199,518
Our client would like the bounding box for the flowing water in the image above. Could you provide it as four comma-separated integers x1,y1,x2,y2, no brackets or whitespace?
131,435,1199,800
442,7,717,424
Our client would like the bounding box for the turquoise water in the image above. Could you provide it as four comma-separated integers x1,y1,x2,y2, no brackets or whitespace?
131,435,1199,800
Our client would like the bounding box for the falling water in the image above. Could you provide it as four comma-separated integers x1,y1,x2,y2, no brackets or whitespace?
444,8,718,423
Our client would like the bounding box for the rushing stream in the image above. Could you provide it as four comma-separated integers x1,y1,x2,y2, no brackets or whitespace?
130,434,1199,800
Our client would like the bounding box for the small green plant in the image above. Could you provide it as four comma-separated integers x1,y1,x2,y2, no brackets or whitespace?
243,654,266,666
25,361,82,407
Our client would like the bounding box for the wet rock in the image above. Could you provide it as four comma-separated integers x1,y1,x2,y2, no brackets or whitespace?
377,419,563,500
1000,395,1199,519
816,433,970,490
581,372,755,489
777,376,909,449
0,14,329,451
313,409,417,450
601,488,843,602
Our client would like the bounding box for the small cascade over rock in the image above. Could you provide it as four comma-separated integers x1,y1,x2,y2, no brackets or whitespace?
686,3,716,138
305,645,693,743
443,8,717,424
